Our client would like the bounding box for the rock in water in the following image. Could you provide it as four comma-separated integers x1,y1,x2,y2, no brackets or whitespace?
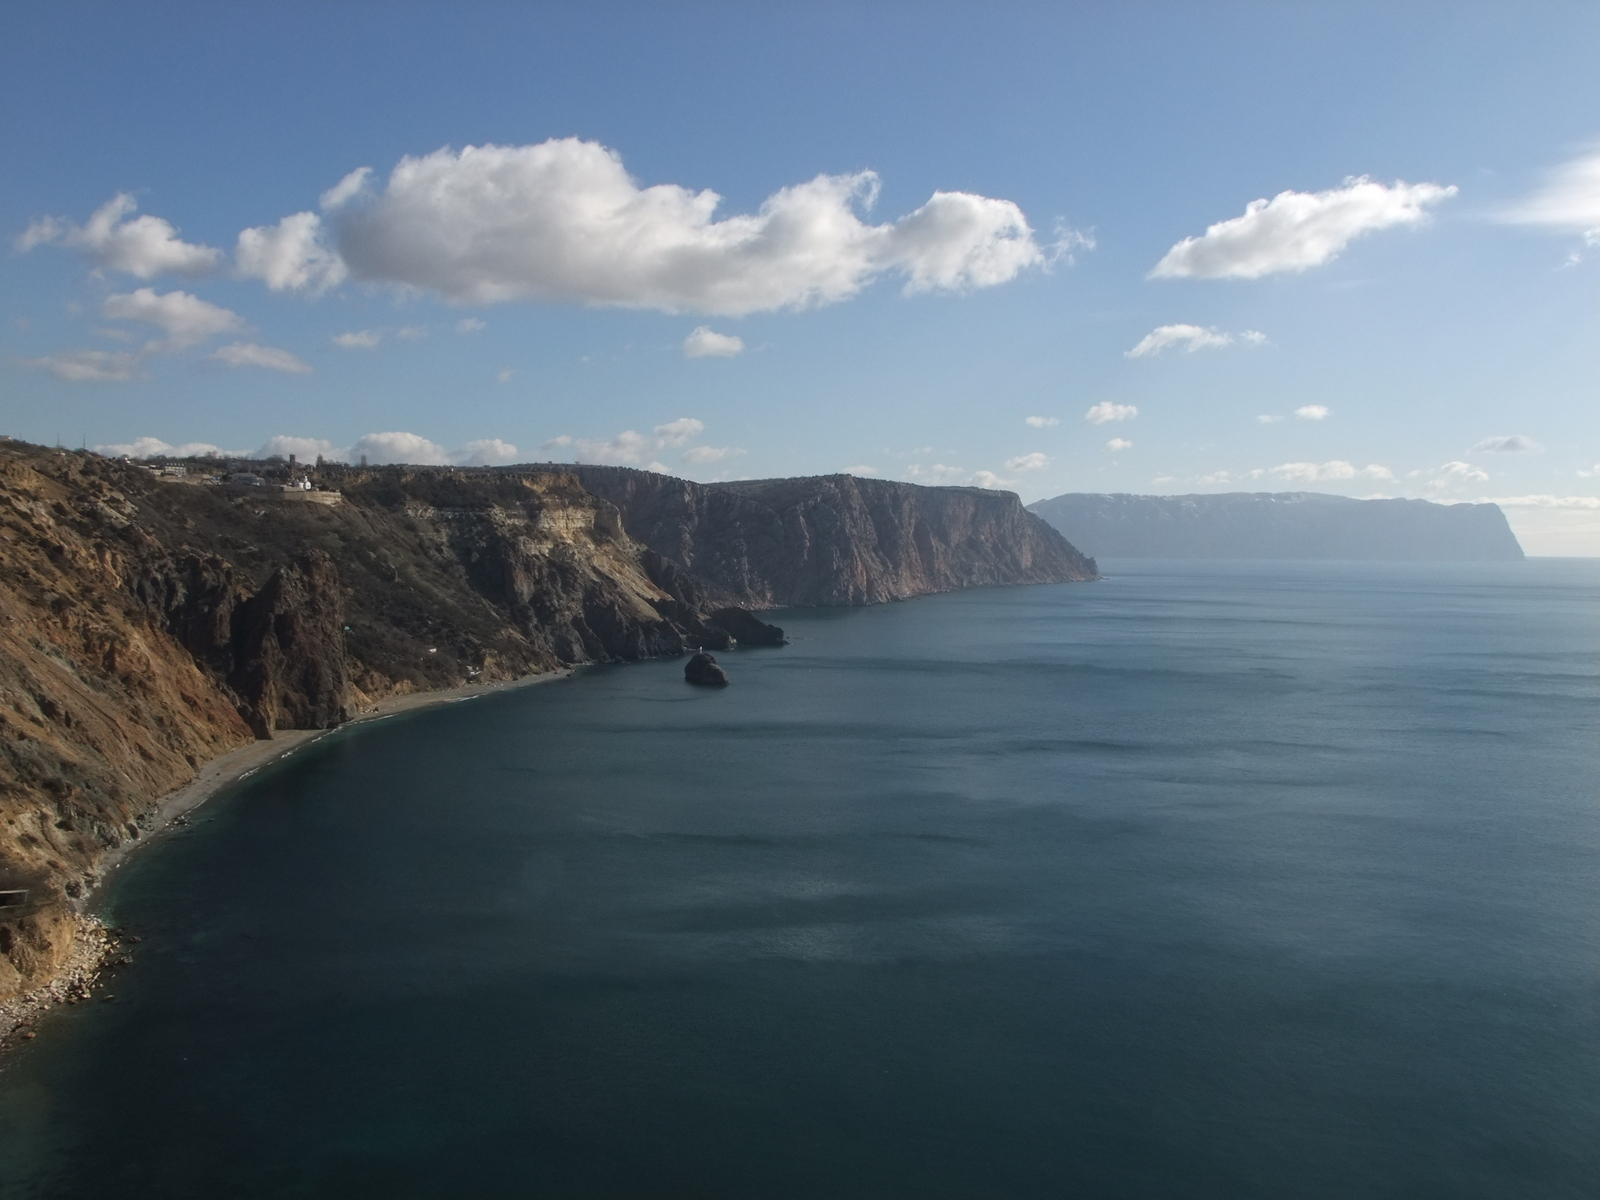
709,607,787,646
684,652,730,687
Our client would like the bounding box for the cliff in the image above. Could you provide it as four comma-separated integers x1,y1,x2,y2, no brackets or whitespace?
1,444,1092,999
1028,492,1525,561
564,467,1097,605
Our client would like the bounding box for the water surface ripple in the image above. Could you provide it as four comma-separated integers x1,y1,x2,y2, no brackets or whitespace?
2,560,1597,1198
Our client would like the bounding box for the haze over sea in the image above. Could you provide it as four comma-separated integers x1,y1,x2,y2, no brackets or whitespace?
1,561,1596,1199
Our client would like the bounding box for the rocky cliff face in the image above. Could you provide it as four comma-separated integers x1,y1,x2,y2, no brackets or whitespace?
1029,491,1526,561
0,444,1094,1000
566,467,1097,605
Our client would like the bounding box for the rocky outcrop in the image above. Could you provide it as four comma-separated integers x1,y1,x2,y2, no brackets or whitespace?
709,607,786,646
1029,491,1526,561
684,652,730,687
565,467,1098,606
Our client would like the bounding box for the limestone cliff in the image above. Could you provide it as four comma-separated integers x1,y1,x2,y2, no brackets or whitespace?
564,467,1098,605
0,444,1095,999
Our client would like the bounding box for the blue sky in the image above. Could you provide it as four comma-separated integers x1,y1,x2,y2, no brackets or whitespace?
3,2,1597,551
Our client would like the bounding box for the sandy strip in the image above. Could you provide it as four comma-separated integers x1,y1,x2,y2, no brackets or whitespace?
0,670,573,1051
85,667,576,900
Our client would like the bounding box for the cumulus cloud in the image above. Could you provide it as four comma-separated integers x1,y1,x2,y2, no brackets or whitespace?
1150,177,1456,280
103,288,243,349
209,342,312,374
542,421,712,467
1125,323,1234,357
1422,461,1489,489
256,435,343,461
1502,147,1600,244
350,431,450,465
306,138,1042,313
333,329,382,349
1265,460,1394,482
1470,435,1540,453
1295,405,1330,421
682,445,745,464
967,470,1015,490
320,167,373,211
25,348,143,382
1085,401,1137,424
17,193,222,278
1107,438,1133,452
905,463,968,484
683,326,745,357
1004,452,1051,471
93,436,243,459
1024,415,1059,428
235,211,347,293
453,438,520,466
1257,414,1284,424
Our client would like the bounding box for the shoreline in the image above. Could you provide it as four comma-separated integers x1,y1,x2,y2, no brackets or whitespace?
0,668,572,1050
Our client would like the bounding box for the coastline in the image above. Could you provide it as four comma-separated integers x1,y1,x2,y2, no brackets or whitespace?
0,668,573,1051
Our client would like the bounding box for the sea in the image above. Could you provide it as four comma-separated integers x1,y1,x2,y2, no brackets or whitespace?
1,560,1596,1199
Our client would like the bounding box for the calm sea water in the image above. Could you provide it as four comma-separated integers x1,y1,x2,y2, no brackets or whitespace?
2,560,1597,1199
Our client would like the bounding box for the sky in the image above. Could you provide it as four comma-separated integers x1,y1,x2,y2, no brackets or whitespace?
2,1,1597,553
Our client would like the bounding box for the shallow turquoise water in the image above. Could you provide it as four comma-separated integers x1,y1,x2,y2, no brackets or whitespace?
2,560,1597,1198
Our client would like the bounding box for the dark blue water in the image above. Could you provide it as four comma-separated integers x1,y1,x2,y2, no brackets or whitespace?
2,561,1597,1199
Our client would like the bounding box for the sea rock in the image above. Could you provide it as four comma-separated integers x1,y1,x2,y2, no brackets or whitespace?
709,607,787,646
684,652,730,687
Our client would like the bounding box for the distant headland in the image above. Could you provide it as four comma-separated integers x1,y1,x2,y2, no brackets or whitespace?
1028,491,1524,561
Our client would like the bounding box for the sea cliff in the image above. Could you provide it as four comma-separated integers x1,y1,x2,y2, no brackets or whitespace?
0,442,1094,1001
1029,491,1524,561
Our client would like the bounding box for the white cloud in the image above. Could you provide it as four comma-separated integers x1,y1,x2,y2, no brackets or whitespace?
1085,401,1137,424
1502,147,1600,244
1257,414,1284,424
653,417,705,446
1125,323,1234,357
496,368,514,383
209,342,312,374
456,318,486,334
453,438,520,466
1024,415,1059,428
1424,460,1489,490
396,326,428,340
1106,438,1133,452
1240,330,1268,345
1004,451,1051,471
1485,494,1600,509
906,463,968,483
333,329,382,349
18,194,221,278
683,326,745,357
93,437,240,459
25,348,142,382
1267,460,1394,483
1150,177,1456,280
235,211,346,293
967,470,1015,490
351,431,450,465
317,138,1042,313
1295,405,1330,421
320,167,372,211
1470,435,1540,453
682,445,744,464
1198,470,1233,485
256,435,342,461
102,288,244,349
842,465,878,475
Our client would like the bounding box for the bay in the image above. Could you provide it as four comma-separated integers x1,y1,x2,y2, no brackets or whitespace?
2,560,1597,1198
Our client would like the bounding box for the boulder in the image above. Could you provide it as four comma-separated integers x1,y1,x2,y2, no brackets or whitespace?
684,652,730,687
710,607,787,646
